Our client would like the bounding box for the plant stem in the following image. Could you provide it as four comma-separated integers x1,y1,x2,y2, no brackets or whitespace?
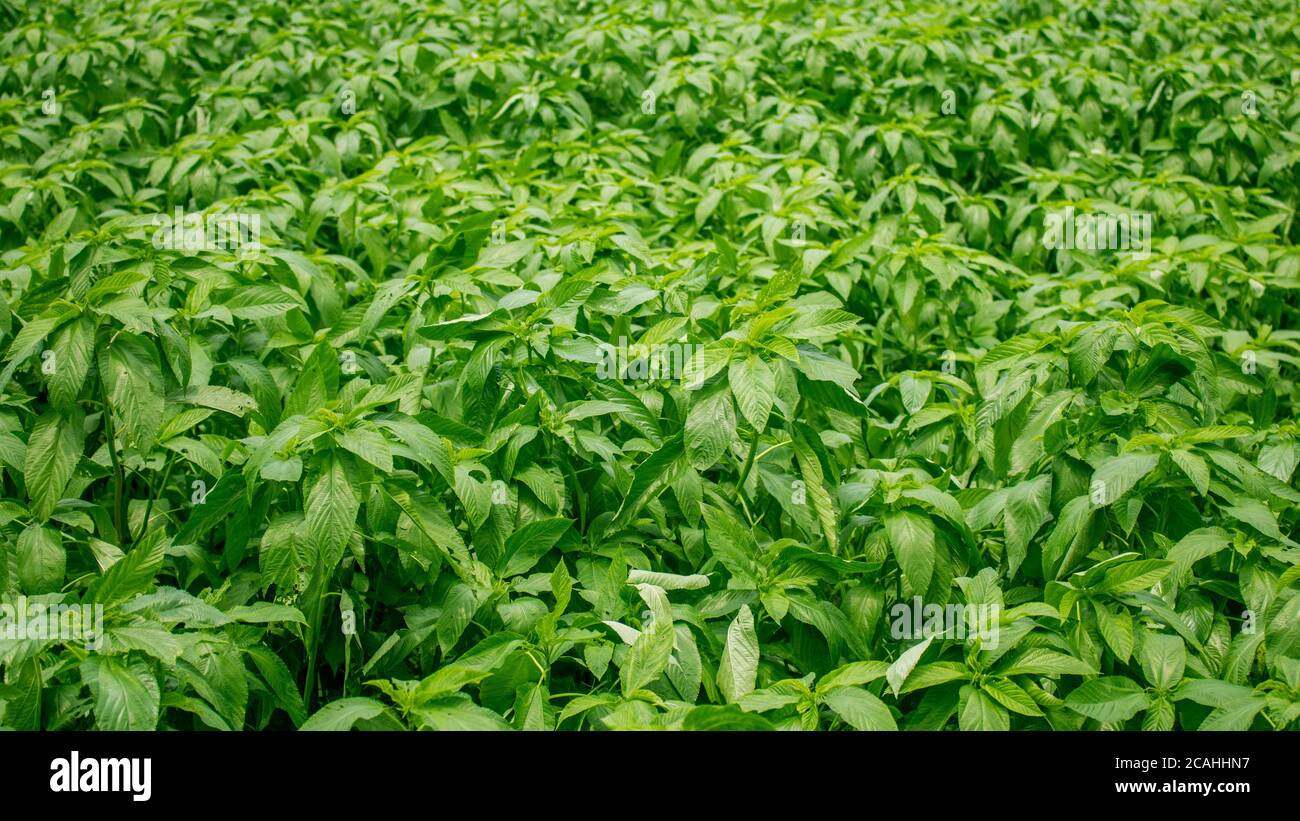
303,563,329,711
137,454,174,542
754,440,790,462
562,458,587,532
736,426,760,504
101,390,128,546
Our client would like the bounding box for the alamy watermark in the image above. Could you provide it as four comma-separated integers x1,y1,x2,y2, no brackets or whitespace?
151,207,263,258
596,337,700,383
1042,206,1152,257
889,597,1001,648
50,751,151,802
0,597,104,651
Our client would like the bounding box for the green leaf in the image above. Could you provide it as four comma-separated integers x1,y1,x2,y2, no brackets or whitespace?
621,584,675,696
1169,449,1209,496
1165,527,1230,585
887,635,934,697
0,308,77,392
981,677,1044,717
16,524,64,594
728,354,776,432
172,472,245,545
1068,324,1118,384
1142,697,1175,731
682,705,776,731
338,426,393,473
46,316,96,411
437,583,485,654
791,425,839,552
613,434,683,526
818,661,891,691
1090,452,1160,506
1222,499,1298,547
716,604,759,703
1042,495,1097,579
1064,676,1151,723
682,343,732,390
609,233,655,267
225,603,307,624
884,510,936,595
794,346,860,393
1094,601,1135,663
1172,679,1257,707
1000,648,1098,677
959,685,1010,730
1198,698,1267,731
1138,633,1186,690
304,454,359,572
177,385,259,418
417,634,524,700
102,625,180,664
899,373,931,414
301,697,391,731
121,587,232,627
226,285,308,319
23,410,83,521
500,518,572,578
453,464,491,528
246,645,308,727
627,569,710,590
685,381,736,470
823,686,897,730
99,333,165,452
1002,474,1051,577
782,308,860,340
87,532,168,605
702,503,759,584
87,657,160,731
898,662,971,694
413,696,513,730
1094,559,1173,594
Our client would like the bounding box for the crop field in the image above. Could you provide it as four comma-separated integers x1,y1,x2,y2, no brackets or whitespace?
0,0,1298,732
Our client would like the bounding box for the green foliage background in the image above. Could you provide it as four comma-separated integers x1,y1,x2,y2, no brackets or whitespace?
1,0,1298,730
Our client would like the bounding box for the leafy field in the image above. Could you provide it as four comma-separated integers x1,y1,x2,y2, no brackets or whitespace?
1,0,1299,731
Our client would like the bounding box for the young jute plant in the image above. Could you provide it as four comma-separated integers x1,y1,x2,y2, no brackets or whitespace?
0,0,1298,732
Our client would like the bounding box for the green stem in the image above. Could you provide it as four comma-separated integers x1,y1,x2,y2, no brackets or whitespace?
736,426,760,502
32,658,42,729
137,454,175,543
343,629,352,699
100,387,128,546
754,440,790,462
562,458,587,533
303,563,329,711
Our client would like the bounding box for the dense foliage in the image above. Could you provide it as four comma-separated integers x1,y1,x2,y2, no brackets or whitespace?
1,0,1299,731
